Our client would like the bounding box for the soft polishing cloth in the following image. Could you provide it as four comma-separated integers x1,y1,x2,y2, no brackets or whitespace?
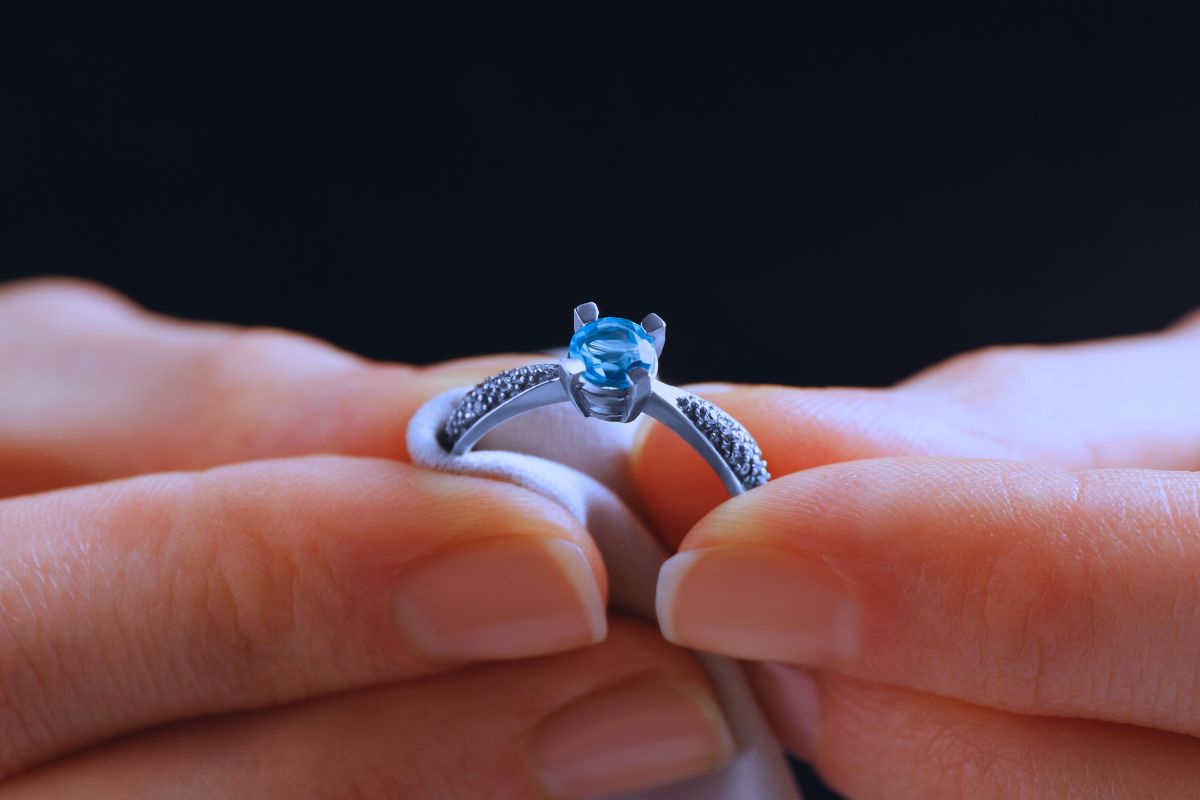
407,388,800,800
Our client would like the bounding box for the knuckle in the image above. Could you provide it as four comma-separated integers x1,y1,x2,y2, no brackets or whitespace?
174,481,315,699
822,679,1041,800
916,724,1005,798
197,327,353,385
1074,473,1200,728
919,727,1042,800
0,489,162,773
192,329,285,394
922,713,1090,800
952,343,1041,374
961,528,1090,709
331,765,410,800
935,344,1048,402
0,489,170,773
186,328,361,448
138,469,354,703
0,277,136,319
83,474,295,703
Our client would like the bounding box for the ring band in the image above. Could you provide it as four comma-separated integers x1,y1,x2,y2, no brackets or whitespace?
439,303,769,495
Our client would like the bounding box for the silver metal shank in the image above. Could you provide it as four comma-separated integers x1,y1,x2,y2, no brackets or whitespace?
643,382,769,494
441,362,769,495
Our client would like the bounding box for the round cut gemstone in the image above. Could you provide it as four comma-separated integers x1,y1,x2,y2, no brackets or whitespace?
568,317,657,388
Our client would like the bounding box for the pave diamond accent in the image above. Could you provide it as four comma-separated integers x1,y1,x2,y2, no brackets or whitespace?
439,364,560,450
676,394,770,489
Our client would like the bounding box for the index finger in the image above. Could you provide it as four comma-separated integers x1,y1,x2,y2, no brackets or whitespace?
0,279,540,496
634,314,1200,544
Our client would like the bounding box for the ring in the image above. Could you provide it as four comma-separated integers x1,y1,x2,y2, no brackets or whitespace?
439,302,770,495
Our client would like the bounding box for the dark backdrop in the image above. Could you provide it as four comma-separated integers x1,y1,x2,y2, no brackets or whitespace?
7,12,1200,390
4,12,1199,798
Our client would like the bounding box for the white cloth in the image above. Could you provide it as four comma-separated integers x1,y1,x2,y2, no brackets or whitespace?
407,388,801,800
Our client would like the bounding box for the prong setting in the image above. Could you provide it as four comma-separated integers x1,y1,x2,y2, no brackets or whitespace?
574,302,599,331
439,306,769,495
621,366,653,422
640,313,666,356
558,357,592,417
566,304,663,422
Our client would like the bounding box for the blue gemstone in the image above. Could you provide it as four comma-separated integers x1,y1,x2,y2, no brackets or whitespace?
568,317,658,388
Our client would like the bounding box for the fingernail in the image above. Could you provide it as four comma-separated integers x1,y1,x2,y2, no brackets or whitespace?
749,662,822,759
657,545,859,664
393,537,606,661
528,675,736,799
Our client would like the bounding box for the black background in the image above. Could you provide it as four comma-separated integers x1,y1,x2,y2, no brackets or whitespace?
4,11,1199,797
6,11,1200,392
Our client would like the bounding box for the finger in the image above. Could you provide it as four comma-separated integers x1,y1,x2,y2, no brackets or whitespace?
657,457,1200,734
5,620,735,800
633,316,1200,542
0,278,541,496
0,456,607,776
750,666,1200,800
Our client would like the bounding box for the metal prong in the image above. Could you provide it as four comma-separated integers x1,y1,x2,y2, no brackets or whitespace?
558,357,591,417
641,312,666,355
621,367,652,422
560,357,586,377
574,302,599,331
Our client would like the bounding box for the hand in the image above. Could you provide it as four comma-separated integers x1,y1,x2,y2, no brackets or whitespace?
0,280,734,799
640,313,1200,797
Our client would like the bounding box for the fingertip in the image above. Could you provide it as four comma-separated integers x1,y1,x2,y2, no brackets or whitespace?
654,550,698,645
543,537,610,646
454,476,612,606
654,542,860,666
392,536,608,662
408,466,613,612
527,673,736,799
192,455,610,604
633,387,764,546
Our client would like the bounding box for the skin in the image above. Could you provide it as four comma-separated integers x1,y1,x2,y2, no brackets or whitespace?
0,280,725,798
3,277,1199,797
637,308,1200,798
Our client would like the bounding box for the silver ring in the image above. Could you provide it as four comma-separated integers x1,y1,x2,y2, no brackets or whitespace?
439,302,770,495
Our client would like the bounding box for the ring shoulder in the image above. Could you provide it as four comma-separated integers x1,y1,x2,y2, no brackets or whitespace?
647,385,771,493
439,362,769,498
440,363,564,452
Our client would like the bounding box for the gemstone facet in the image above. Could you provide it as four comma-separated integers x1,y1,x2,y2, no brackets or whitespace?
568,317,658,388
